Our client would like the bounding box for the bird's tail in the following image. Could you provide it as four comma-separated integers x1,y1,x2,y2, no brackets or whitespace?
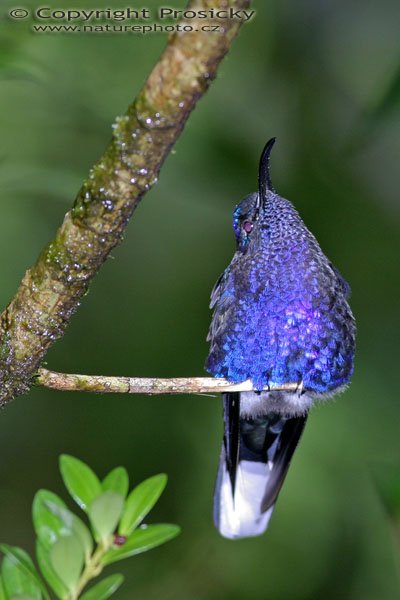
213,392,307,539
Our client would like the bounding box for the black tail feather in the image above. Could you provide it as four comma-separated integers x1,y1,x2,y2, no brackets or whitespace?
223,392,240,492
260,414,307,511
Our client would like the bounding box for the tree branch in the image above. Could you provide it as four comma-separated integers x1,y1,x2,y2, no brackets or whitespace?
0,0,251,408
36,369,300,396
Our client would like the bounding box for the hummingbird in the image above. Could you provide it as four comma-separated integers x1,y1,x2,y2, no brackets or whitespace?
206,139,356,539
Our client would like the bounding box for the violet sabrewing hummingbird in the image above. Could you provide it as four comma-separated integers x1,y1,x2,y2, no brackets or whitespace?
206,139,356,539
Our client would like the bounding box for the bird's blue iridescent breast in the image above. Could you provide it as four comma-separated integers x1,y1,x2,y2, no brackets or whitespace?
206,191,356,393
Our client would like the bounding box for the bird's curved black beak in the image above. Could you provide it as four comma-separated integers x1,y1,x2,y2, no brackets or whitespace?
257,137,276,211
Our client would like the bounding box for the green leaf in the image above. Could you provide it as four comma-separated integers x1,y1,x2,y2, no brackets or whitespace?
80,574,124,600
36,541,68,600
102,524,180,565
49,535,84,593
102,468,129,498
88,492,124,543
0,545,49,600
1,549,42,599
59,455,102,511
32,491,69,549
32,491,93,562
44,501,93,562
119,474,168,536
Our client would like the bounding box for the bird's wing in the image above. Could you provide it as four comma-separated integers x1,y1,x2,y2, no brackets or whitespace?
209,269,228,309
329,262,351,298
206,266,236,342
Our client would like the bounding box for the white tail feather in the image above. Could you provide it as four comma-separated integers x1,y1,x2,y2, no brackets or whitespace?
215,458,275,539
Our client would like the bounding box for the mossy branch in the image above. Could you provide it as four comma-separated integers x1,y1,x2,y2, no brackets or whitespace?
36,369,300,395
0,0,251,408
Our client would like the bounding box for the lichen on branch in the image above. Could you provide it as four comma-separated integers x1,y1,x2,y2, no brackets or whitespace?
0,0,252,408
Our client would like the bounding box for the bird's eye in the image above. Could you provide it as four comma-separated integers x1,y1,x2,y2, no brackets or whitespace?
242,221,253,234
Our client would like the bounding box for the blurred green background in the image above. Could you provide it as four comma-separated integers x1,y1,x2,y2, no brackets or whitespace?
1,0,400,598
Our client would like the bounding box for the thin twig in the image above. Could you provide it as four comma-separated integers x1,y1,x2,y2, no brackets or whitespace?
37,368,299,395
0,0,251,408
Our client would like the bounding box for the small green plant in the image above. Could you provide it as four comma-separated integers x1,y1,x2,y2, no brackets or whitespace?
0,455,180,600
